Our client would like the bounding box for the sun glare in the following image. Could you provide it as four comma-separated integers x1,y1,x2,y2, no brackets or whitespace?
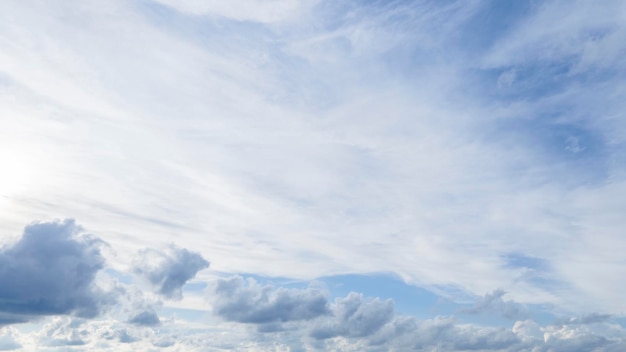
0,149,36,199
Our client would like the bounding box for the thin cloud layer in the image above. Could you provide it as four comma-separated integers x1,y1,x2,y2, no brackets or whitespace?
0,219,111,324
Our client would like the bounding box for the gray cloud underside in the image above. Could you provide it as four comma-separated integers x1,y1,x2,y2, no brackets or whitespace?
0,220,112,324
213,276,330,325
127,308,160,327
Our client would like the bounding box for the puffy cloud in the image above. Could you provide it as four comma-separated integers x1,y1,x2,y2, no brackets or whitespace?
207,276,626,351
312,302,523,351
212,276,330,325
133,245,209,300
0,219,112,324
37,317,88,347
311,293,394,340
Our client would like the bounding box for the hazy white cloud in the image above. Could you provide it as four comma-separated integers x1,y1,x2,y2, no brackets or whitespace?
133,245,209,300
0,0,626,348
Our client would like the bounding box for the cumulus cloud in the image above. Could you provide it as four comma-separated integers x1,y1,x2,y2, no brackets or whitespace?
213,276,330,326
311,292,394,340
207,276,626,351
37,317,88,347
3,276,624,352
0,219,112,324
307,294,524,351
133,245,209,300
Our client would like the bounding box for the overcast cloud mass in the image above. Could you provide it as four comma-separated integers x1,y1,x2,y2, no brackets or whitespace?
1,0,626,350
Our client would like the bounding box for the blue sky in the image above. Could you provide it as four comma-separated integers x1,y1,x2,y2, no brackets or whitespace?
1,0,626,350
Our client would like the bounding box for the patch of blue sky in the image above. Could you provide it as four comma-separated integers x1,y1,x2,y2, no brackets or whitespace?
509,119,604,159
500,253,572,315
616,317,626,327
232,273,311,290
182,281,208,292
160,306,211,323
103,268,134,285
479,61,621,106
502,252,549,271
352,0,533,70
133,0,273,49
478,115,609,186
454,0,534,54
321,273,460,319
235,272,456,318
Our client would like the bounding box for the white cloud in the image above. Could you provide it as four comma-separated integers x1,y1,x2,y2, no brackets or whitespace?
0,0,625,328
133,245,209,300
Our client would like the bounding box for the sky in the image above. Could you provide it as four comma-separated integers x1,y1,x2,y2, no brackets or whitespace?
1,0,626,350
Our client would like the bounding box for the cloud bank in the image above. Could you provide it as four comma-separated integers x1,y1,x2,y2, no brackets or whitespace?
0,219,622,350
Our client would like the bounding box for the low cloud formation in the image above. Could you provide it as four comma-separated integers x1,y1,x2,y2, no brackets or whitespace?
307,293,522,350
554,312,612,326
128,308,160,327
311,292,394,340
37,317,88,347
213,276,330,325
0,219,111,324
133,245,209,300
462,289,528,320
207,276,626,351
